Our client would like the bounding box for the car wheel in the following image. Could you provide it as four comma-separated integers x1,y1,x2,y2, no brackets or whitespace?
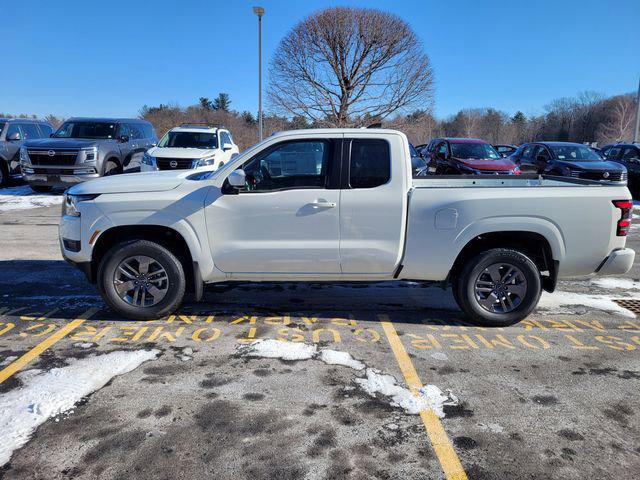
30,185,53,193
454,248,541,327
104,160,119,176
98,240,186,320
0,162,7,187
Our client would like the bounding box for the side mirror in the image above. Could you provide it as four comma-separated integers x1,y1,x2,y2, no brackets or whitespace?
499,152,507,158
49,133,55,138
119,135,130,143
436,151,447,160
7,132,21,141
227,169,246,188
222,142,233,151
536,155,547,163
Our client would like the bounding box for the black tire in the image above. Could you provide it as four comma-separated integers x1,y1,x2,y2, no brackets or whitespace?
30,185,53,193
0,161,7,187
98,240,186,320
453,248,541,327
103,160,120,176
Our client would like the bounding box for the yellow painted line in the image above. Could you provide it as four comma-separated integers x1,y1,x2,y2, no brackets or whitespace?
0,308,98,385
379,314,468,480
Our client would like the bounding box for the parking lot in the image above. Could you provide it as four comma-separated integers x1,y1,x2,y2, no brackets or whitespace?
0,190,639,479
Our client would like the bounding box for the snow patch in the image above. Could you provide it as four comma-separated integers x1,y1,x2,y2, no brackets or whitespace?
355,369,458,416
241,339,317,361
0,356,18,367
240,340,458,416
537,290,639,318
590,277,640,291
318,349,365,371
0,349,159,466
72,342,95,349
0,186,62,212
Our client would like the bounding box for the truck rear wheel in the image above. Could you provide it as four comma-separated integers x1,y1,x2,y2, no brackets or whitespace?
454,248,541,326
98,240,186,320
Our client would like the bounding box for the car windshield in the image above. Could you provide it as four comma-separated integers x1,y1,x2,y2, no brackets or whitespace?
158,131,218,149
451,142,500,159
53,122,117,139
550,145,601,162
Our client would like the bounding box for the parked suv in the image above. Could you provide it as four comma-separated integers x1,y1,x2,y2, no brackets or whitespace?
424,138,520,175
20,118,157,192
141,124,239,172
601,143,640,193
0,118,53,186
510,142,627,183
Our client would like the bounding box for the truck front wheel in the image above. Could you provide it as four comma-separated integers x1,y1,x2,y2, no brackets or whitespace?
98,240,186,320
454,248,541,326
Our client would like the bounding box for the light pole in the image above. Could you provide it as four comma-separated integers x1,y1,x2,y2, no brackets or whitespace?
634,76,640,143
253,6,265,141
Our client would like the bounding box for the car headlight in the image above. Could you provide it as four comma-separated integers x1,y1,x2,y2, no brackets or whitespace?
142,152,155,166
20,146,29,164
62,193,99,217
196,157,215,167
81,146,98,163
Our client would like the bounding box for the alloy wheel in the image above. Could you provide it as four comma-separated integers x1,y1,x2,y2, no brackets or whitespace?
474,262,527,314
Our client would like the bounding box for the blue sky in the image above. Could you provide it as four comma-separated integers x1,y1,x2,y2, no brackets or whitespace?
1,0,638,120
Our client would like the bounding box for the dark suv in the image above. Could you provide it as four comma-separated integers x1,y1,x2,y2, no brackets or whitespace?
601,143,640,192
510,141,627,183
21,118,157,192
0,118,53,186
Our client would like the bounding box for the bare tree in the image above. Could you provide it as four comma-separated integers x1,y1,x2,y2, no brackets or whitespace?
268,7,434,127
597,95,636,144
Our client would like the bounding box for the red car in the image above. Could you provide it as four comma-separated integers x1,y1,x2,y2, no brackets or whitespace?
424,138,520,175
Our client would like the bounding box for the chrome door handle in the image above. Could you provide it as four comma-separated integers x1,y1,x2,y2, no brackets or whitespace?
310,200,336,208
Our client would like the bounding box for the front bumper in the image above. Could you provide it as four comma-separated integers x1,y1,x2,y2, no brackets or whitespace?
24,171,100,187
597,248,635,275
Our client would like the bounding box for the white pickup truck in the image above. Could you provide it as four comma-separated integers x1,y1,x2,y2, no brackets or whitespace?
59,129,635,325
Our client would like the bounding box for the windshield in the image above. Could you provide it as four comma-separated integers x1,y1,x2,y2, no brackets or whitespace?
451,142,500,160
54,122,117,139
550,145,602,162
158,131,218,149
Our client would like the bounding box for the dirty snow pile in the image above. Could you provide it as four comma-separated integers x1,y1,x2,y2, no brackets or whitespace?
239,339,457,417
0,186,63,212
355,369,458,416
0,349,159,466
590,277,640,291
537,290,639,318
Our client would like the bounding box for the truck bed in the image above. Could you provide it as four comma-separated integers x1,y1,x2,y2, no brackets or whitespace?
402,174,631,281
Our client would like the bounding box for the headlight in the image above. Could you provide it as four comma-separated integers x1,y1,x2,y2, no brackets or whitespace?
142,152,155,165
81,147,98,163
62,193,99,217
20,146,29,164
195,157,215,167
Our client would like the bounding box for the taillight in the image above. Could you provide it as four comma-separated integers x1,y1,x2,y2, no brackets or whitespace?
612,199,633,236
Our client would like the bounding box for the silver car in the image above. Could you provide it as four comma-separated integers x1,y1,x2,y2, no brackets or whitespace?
0,118,53,186
20,118,157,192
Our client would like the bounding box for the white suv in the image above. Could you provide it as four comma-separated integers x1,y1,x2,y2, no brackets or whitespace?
141,124,239,172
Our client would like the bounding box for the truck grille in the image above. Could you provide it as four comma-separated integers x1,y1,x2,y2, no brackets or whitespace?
156,158,194,170
28,149,78,166
569,170,626,182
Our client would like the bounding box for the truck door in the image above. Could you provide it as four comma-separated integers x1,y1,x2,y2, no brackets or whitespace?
339,135,407,274
206,137,342,274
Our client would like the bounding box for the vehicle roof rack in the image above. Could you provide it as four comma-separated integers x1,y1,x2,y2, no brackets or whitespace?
179,123,226,129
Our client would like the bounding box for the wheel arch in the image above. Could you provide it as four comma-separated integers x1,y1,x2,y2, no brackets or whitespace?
449,230,558,293
90,224,198,294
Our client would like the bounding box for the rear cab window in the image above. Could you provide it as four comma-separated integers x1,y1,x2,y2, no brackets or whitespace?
349,139,391,189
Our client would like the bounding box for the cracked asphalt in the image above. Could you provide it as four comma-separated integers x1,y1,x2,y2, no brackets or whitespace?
0,196,639,479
